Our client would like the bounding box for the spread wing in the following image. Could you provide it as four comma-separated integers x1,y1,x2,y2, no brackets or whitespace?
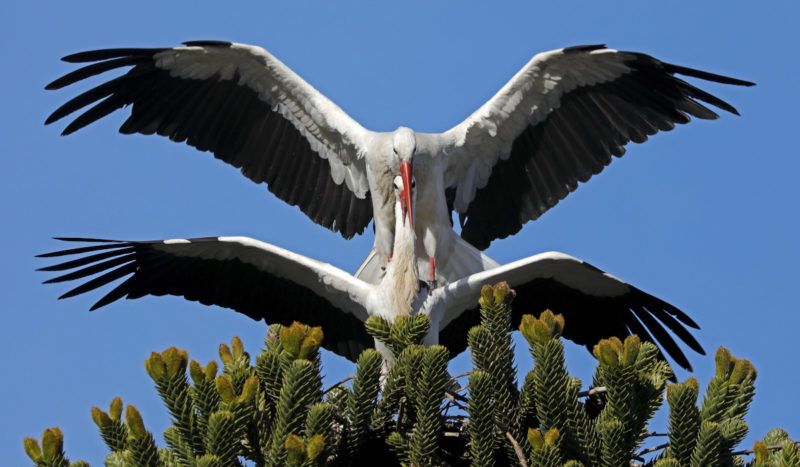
441,45,753,249
46,41,375,238
435,251,704,371
38,236,374,360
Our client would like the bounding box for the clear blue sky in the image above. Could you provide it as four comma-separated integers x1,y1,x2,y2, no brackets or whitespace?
3,1,798,463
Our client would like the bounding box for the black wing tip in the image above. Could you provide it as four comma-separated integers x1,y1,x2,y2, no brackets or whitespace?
664,62,755,87
37,265,62,272
660,299,701,331
671,351,693,372
61,51,89,63
57,289,81,300
60,49,118,63
36,249,76,259
563,44,607,53
61,120,84,136
36,238,127,258
733,78,756,87
182,40,233,47
61,44,227,63
630,291,705,359
44,113,61,126
53,237,120,242
630,286,701,330
60,47,165,63
683,316,701,330
89,301,110,312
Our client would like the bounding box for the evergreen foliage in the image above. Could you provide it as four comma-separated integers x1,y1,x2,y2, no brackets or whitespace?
344,349,382,457
24,283,798,466
469,283,520,464
467,370,494,466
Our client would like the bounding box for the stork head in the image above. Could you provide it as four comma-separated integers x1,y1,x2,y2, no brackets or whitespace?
392,127,416,226
393,174,415,228
392,127,416,162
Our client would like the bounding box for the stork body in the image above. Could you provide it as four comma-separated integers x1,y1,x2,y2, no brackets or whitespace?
46,42,753,283
362,131,460,286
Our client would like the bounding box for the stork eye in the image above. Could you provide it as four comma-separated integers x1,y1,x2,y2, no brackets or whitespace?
411,179,416,188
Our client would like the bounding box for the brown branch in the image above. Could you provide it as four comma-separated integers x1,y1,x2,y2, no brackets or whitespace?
444,398,468,412
322,375,353,396
443,399,466,415
506,432,529,467
444,414,467,420
636,442,668,458
396,397,406,431
577,386,607,398
444,389,470,411
730,441,800,457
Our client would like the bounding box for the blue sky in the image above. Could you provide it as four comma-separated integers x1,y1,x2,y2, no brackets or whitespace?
3,1,798,463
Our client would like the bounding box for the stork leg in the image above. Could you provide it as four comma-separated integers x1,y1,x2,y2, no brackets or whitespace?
427,256,438,290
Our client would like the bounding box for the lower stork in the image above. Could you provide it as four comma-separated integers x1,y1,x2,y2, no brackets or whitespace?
38,178,703,370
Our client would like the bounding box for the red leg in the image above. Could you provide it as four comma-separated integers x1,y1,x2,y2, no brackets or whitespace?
429,256,436,283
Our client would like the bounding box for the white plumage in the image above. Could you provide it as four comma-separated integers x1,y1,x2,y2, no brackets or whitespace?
46,41,752,287
41,40,753,371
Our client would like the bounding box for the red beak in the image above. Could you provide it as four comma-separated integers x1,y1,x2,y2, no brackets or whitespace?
400,161,413,228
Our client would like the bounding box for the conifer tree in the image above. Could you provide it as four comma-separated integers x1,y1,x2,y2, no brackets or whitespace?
23,283,799,466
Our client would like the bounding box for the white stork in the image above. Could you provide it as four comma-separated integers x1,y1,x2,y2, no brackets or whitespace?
45,41,752,285
38,178,703,370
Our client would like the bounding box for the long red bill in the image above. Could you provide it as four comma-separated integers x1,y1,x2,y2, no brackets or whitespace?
400,161,413,228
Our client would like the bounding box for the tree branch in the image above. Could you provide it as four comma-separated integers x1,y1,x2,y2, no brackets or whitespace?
577,386,606,398
505,432,529,467
730,441,800,457
322,374,354,395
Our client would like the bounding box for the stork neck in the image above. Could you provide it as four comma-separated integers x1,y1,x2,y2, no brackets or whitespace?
381,202,419,317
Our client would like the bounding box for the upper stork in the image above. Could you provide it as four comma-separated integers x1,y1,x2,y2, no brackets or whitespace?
45,41,753,285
